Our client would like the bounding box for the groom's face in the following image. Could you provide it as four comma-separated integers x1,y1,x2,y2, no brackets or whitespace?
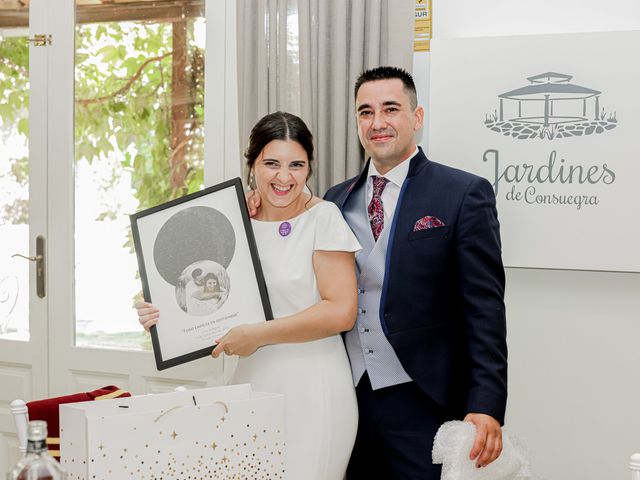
355,78,424,174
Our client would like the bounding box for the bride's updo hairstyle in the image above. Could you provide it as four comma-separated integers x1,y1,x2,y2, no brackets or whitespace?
244,111,314,187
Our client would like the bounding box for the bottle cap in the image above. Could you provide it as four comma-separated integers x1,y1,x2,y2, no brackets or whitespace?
27,420,47,441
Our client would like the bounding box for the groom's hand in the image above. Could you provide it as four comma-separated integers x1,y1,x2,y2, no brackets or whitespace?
246,190,261,218
464,412,503,468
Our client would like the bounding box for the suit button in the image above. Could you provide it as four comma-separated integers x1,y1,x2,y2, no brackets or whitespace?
358,308,366,314
366,349,374,355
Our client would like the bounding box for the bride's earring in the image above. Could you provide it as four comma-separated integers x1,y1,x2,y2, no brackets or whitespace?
249,171,256,190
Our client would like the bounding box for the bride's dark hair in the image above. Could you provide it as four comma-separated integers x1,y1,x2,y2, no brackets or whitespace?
244,111,314,186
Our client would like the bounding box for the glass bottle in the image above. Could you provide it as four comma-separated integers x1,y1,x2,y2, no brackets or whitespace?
7,420,67,480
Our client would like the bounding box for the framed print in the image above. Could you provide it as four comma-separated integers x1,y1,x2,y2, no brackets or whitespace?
130,178,272,370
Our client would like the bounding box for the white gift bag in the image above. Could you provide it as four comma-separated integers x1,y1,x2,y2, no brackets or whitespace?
60,384,285,480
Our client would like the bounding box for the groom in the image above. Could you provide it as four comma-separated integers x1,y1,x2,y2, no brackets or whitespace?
323,66,507,479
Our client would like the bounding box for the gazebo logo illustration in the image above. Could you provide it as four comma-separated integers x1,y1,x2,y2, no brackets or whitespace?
484,72,618,140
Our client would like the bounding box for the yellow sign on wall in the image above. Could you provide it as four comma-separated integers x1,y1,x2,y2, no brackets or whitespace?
414,0,432,52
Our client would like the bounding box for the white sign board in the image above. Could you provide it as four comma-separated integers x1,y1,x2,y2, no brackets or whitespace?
428,30,640,272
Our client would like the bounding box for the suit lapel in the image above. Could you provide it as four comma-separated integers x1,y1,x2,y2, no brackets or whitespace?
338,159,370,212
379,149,431,332
383,148,430,262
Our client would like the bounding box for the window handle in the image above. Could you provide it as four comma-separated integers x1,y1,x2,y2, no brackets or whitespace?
12,254,41,262
12,235,46,298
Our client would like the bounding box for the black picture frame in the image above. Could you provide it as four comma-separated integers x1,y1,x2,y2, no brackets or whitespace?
130,178,272,370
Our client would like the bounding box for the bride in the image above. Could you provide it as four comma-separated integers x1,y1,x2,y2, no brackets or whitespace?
136,111,360,479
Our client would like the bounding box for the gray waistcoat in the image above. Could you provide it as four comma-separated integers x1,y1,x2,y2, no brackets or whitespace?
343,180,412,390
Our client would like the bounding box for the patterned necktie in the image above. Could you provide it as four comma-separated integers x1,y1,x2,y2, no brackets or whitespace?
368,176,390,241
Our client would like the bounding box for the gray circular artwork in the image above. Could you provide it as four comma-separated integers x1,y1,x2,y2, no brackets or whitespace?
153,206,236,315
175,260,231,315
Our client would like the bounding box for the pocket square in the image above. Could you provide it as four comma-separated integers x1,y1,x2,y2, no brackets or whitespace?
413,215,445,232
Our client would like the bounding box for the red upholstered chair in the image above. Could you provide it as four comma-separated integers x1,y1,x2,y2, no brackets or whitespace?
10,386,131,460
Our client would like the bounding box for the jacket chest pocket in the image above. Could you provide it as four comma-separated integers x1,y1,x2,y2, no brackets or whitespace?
408,225,450,241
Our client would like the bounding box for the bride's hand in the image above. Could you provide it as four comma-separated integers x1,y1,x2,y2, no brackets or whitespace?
211,324,265,358
246,189,261,218
134,301,160,332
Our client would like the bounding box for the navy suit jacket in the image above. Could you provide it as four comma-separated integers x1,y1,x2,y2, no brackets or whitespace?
324,148,508,424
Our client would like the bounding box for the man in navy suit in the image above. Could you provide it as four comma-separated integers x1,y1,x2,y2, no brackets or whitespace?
323,66,507,479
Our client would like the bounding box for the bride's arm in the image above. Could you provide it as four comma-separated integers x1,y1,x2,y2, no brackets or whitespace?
211,250,357,358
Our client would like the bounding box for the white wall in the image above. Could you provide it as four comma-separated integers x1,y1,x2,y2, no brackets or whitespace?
416,1,640,479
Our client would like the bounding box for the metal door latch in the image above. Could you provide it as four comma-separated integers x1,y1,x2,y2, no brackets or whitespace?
12,235,46,298
28,34,52,47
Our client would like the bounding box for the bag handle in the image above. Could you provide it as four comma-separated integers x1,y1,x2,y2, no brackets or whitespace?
153,400,229,423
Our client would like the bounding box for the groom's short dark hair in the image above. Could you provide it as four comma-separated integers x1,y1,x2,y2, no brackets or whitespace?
354,66,418,109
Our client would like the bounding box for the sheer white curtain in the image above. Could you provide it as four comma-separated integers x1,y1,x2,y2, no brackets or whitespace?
236,0,414,193
236,0,300,181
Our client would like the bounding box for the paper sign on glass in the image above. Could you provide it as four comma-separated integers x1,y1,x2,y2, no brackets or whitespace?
130,178,272,370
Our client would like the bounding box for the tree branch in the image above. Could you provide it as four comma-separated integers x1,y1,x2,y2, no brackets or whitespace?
76,51,173,106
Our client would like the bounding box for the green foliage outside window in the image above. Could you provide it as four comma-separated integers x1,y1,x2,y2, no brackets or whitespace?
0,20,205,233
0,37,29,224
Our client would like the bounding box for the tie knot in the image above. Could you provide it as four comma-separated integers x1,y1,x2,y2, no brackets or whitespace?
371,176,389,198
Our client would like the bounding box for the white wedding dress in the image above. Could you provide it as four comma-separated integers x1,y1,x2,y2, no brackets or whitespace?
233,201,360,479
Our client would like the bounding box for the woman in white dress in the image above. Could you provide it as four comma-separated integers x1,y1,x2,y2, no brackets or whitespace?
137,111,360,479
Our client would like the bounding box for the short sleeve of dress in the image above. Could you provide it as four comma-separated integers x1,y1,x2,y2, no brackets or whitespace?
312,202,362,253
